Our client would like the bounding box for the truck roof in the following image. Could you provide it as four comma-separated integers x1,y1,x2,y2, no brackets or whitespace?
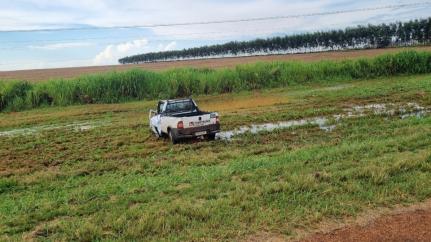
161,98,193,103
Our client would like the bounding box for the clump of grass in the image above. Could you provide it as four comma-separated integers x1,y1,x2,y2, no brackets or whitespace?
0,178,18,193
1,50,431,112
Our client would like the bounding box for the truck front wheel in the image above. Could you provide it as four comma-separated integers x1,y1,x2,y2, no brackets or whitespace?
152,127,161,138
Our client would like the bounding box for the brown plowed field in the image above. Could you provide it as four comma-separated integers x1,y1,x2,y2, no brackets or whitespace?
1,46,431,82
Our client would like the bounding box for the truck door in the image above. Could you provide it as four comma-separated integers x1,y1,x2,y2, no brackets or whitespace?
151,101,165,136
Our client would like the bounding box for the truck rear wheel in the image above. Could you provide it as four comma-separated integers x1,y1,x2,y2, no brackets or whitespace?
207,133,216,141
168,129,178,144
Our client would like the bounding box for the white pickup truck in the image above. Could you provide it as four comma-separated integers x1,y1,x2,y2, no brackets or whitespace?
149,98,220,144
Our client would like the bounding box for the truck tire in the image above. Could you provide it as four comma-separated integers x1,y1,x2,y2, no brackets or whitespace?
207,133,216,141
168,129,178,144
153,127,161,138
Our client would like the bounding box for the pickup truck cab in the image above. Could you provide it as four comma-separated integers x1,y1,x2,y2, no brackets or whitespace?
149,98,220,144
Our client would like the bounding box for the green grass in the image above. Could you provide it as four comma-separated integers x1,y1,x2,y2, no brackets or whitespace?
0,74,431,241
1,50,431,112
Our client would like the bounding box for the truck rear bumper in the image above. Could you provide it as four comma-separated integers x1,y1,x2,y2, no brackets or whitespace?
171,123,220,138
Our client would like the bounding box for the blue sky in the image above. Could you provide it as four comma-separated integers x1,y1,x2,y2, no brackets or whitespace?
0,0,430,71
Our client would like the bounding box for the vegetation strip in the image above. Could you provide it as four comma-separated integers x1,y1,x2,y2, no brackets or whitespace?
1,50,431,112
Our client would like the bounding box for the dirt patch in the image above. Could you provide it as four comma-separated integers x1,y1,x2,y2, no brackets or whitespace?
301,200,431,242
245,232,287,242
1,46,431,82
245,199,431,242
22,218,64,240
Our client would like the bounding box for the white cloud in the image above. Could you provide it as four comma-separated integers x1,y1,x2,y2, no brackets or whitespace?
157,41,177,51
28,42,93,50
93,38,149,65
116,39,148,53
164,41,177,51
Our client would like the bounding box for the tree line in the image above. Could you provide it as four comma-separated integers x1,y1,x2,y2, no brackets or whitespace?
119,18,431,64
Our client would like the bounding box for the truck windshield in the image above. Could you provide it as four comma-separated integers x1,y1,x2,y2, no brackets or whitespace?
165,100,196,113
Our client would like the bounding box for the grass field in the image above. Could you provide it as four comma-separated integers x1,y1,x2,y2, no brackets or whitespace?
1,73,431,241
1,46,430,82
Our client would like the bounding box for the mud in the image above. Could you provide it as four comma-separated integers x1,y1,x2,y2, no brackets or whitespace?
217,102,430,141
216,117,335,140
0,120,108,137
1,102,428,140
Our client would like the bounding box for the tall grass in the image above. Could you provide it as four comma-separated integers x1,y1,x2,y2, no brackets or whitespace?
1,50,431,112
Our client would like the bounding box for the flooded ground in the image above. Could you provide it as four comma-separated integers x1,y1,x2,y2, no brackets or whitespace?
216,117,336,140
0,120,108,137
0,102,429,140
216,102,430,140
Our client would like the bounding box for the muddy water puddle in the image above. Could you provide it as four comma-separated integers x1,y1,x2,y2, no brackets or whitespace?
216,102,430,140
1,103,428,140
0,121,109,137
216,117,335,140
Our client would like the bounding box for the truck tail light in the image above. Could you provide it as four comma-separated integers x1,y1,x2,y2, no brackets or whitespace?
177,121,184,129
211,113,219,124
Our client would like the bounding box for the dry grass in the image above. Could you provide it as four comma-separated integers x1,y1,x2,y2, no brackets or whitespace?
198,91,289,113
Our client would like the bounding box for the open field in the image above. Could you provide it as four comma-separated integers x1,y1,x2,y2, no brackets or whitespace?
1,46,431,82
1,73,431,241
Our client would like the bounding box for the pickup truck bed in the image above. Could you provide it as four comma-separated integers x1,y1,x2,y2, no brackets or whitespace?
166,110,209,117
